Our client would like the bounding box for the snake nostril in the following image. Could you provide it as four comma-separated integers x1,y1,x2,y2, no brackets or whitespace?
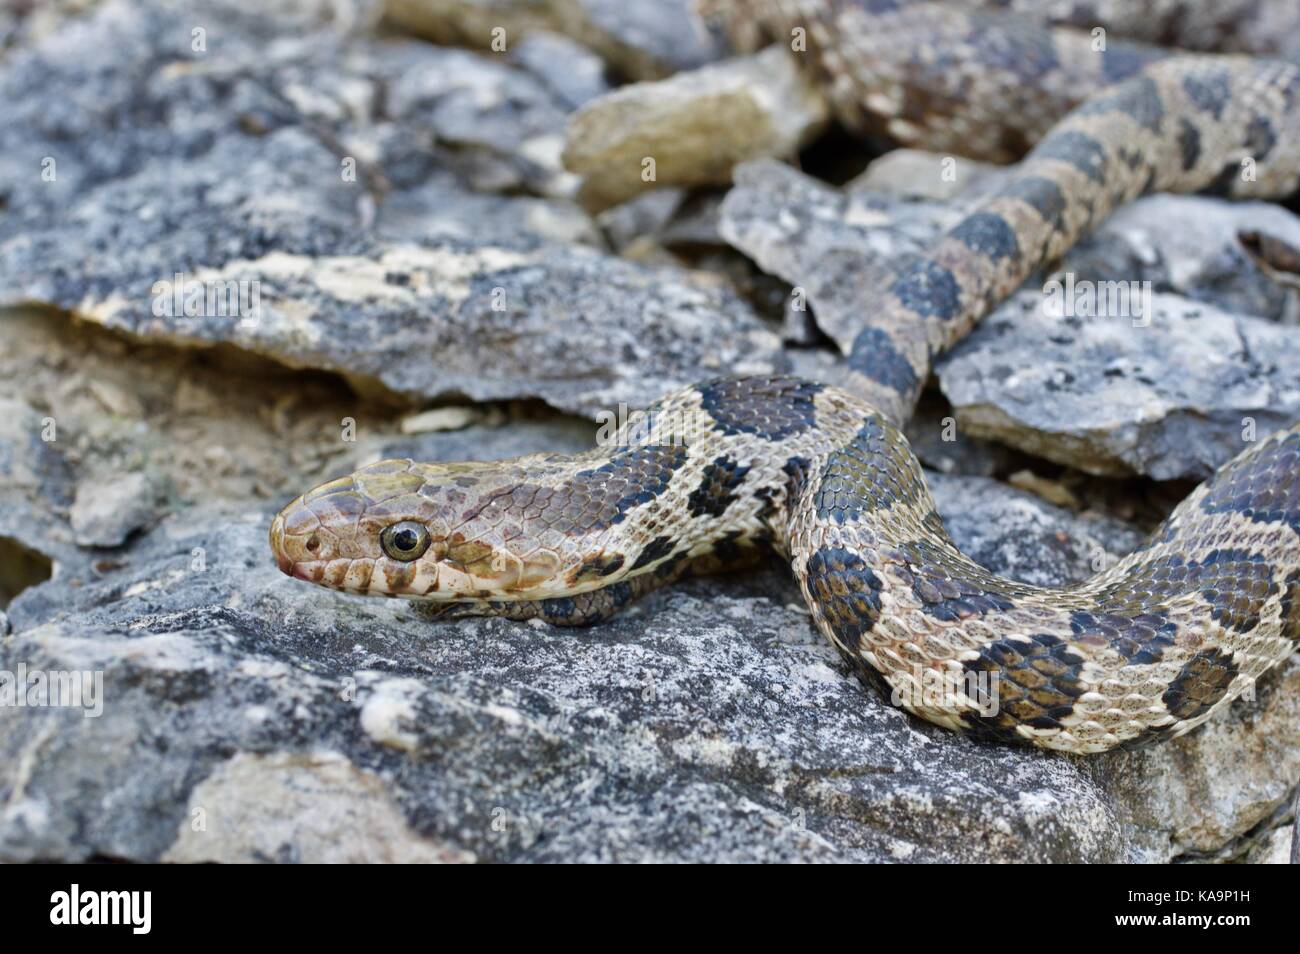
305,535,320,553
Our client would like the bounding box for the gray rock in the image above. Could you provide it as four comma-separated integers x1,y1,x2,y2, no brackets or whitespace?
69,473,156,548
928,472,1145,585
45,238,781,417
564,49,828,209
0,396,81,600
1065,194,1300,326
937,289,1300,479
372,171,600,248
903,393,1020,477
595,188,687,253
0,0,781,418
3,439,1293,863
383,0,725,81
847,148,1004,203
511,31,610,109
162,751,475,863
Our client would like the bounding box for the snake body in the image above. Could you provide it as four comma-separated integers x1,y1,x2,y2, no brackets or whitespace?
270,2,1300,753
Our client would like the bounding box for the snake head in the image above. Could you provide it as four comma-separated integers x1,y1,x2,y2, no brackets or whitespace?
269,456,582,601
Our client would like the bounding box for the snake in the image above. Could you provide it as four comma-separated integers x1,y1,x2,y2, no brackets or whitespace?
269,1,1300,753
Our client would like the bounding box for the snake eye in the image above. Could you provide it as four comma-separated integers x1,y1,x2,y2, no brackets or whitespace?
380,521,431,562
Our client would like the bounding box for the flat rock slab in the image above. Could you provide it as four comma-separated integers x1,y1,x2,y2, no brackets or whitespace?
938,289,1300,479
0,0,779,417
3,421,1294,862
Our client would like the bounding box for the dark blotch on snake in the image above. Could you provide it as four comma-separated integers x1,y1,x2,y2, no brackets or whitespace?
1162,648,1238,721
961,633,1087,737
572,444,688,529
569,551,626,584
1278,569,1300,645
1182,71,1232,120
1199,430,1300,534
1177,118,1202,171
1069,610,1175,665
1100,43,1160,84
804,547,884,654
629,534,677,572
847,327,921,396
895,538,1018,621
1031,130,1109,185
687,455,751,518
949,212,1021,262
1245,114,1278,162
888,258,961,322
1077,75,1165,132
697,376,823,440
998,175,1067,230
814,418,924,523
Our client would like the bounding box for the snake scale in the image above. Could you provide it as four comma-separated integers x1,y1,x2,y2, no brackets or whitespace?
269,0,1300,753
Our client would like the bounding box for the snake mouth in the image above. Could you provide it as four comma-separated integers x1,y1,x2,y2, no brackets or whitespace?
269,512,295,576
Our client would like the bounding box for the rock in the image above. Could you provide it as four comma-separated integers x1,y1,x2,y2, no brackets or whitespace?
0,0,781,418
0,396,80,597
937,289,1300,479
510,31,610,109
847,148,1003,202
927,472,1145,587
595,188,687,252
365,415,597,466
69,472,156,548
1103,657,1300,862
398,406,486,435
1065,194,1300,326
903,392,1020,477
1244,825,1293,864
3,436,1293,862
376,41,579,197
50,240,781,417
161,751,475,863
383,0,726,81
373,173,600,248
564,48,828,209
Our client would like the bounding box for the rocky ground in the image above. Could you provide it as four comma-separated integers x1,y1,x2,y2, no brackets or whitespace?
0,0,1297,863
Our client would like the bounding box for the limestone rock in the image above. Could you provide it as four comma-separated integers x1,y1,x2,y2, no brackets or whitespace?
937,289,1300,479
564,49,828,210
69,472,156,548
